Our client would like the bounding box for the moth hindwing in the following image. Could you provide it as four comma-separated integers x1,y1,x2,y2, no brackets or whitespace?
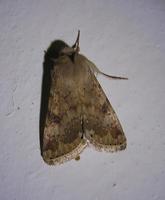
40,31,127,165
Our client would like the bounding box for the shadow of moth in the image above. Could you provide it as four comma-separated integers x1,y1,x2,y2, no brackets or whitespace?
40,31,127,165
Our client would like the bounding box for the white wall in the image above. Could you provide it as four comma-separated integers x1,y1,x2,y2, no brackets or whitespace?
0,0,165,199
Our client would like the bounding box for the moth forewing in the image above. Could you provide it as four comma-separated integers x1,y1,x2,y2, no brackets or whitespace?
79,58,126,151
40,32,127,165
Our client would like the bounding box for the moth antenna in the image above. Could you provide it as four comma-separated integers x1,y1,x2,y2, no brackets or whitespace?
84,56,128,80
72,30,80,52
100,72,128,80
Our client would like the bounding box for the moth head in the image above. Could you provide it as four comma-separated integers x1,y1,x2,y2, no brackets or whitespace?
44,31,80,64
48,40,69,58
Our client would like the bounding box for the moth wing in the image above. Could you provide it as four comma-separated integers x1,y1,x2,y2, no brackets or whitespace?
42,60,87,165
82,60,127,152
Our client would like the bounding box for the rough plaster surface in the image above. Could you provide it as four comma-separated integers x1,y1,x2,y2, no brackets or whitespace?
0,0,165,199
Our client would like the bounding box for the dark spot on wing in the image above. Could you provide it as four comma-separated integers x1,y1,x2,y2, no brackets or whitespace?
53,115,61,123
106,97,109,103
62,129,77,143
111,127,122,139
69,105,77,111
62,119,82,144
45,138,59,151
98,83,102,89
64,91,71,99
102,102,108,113
48,111,61,124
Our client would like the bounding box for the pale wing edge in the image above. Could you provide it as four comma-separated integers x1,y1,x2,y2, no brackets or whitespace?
85,130,127,152
42,141,87,165
88,139,127,152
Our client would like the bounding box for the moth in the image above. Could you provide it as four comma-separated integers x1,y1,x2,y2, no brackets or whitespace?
40,31,127,165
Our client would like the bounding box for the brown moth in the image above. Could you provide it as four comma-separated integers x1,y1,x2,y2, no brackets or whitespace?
40,31,127,165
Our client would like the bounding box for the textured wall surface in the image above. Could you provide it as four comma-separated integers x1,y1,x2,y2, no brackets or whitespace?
0,0,165,199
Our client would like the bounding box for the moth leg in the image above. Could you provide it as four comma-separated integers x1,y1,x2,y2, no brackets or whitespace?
75,155,80,161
